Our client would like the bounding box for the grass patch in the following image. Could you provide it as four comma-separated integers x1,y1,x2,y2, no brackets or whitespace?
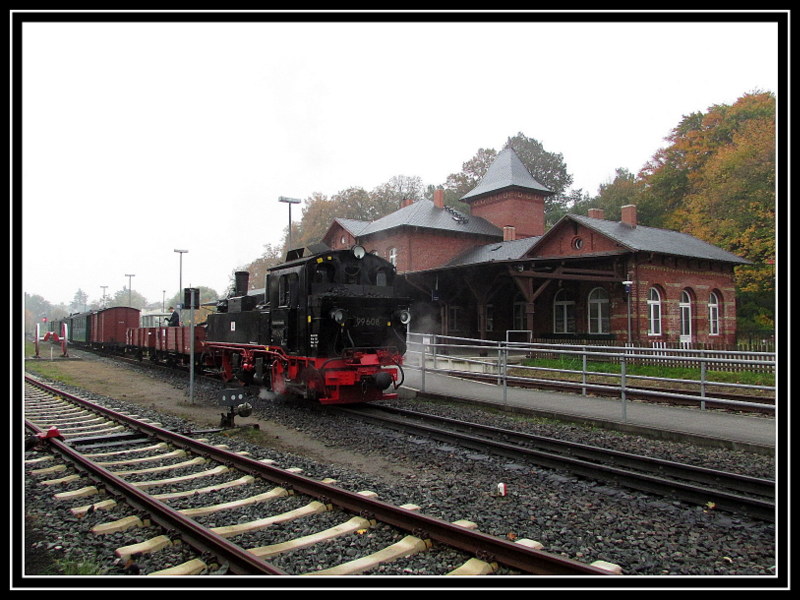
24,341,79,386
519,356,774,387
56,558,109,575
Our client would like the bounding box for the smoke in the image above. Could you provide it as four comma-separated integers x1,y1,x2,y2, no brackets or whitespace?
410,315,438,334
258,387,277,401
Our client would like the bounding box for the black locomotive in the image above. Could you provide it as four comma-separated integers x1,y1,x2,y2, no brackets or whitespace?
204,245,410,404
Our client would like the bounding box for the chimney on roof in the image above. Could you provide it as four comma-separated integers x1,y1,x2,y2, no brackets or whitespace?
503,225,516,241
400,197,413,208
621,204,638,227
433,188,445,209
588,208,605,219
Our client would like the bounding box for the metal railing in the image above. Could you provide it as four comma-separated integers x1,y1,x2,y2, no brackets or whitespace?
405,332,776,417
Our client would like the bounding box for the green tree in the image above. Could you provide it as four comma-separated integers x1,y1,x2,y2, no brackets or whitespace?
590,168,642,221
556,188,595,221
109,288,148,309
506,132,573,196
444,147,498,209
370,175,425,215
444,133,573,222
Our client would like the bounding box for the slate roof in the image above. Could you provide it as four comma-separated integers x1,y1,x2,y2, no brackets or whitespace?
461,147,553,202
357,199,502,238
558,214,751,264
332,217,370,237
447,235,541,267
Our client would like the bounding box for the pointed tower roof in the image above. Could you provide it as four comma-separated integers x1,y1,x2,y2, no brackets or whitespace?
461,147,554,202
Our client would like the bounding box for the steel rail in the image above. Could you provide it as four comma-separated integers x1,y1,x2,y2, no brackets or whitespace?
424,368,775,413
341,405,775,522
24,375,608,576
24,417,286,575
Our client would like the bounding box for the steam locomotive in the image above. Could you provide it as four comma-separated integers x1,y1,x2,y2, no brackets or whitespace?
204,245,411,404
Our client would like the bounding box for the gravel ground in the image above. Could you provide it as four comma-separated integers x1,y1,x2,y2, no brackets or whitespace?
21,354,781,587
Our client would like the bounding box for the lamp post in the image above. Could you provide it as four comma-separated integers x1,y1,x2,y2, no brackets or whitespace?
279,196,301,250
174,249,188,307
125,274,135,307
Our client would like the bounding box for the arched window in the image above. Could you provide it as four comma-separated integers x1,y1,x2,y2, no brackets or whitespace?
553,289,576,334
587,287,610,334
388,247,397,266
647,287,662,335
679,289,693,343
709,292,721,336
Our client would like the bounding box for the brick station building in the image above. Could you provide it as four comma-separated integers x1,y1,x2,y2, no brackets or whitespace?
322,147,749,346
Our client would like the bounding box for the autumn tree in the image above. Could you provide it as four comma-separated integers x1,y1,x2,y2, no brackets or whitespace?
287,176,426,253
239,242,285,293
291,192,341,251
444,147,498,209
638,91,776,330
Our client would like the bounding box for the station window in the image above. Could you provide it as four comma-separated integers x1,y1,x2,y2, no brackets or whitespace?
708,292,721,336
680,289,693,343
553,289,576,334
587,287,610,334
648,287,662,335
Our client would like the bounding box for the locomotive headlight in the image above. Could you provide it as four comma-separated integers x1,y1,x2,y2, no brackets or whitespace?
330,308,348,324
396,309,411,325
352,245,366,259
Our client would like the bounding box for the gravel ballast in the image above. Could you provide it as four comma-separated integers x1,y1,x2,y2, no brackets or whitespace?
22,355,779,584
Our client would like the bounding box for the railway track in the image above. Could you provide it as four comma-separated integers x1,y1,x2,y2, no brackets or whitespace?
340,404,775,522
53,343,774,413
24,376,617,577
431,369,775,414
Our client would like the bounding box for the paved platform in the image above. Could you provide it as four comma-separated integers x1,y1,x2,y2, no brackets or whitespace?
400,368,776,453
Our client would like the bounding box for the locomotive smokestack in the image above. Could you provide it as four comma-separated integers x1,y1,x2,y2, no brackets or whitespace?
234,271,250,297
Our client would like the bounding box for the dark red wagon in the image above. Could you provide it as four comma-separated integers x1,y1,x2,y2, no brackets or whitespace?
90,307,140,349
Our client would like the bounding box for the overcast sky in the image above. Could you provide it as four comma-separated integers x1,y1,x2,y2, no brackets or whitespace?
17,14,781,308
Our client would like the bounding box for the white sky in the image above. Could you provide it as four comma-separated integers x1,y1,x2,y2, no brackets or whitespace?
17,15,781,308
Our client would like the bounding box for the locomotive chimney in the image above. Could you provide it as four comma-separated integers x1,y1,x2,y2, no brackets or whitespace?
234,271,250,297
